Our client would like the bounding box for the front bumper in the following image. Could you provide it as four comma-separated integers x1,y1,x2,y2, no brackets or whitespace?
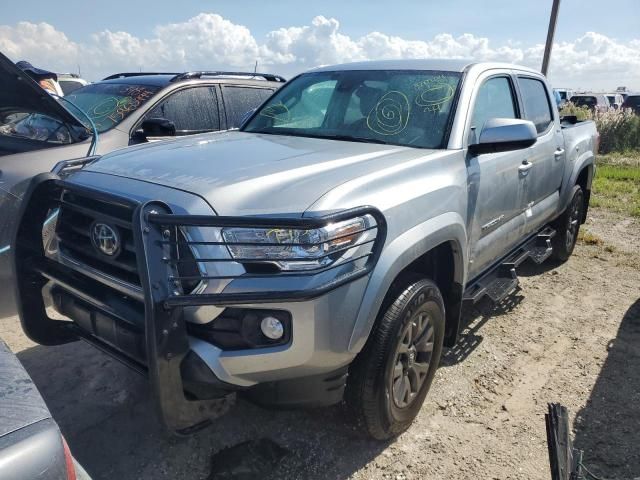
13,175,385,433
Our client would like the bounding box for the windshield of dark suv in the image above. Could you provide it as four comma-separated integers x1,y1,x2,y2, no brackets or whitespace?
242,70,461,149
66,83,161,133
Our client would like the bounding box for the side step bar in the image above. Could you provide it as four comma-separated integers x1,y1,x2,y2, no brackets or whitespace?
463,227,556,304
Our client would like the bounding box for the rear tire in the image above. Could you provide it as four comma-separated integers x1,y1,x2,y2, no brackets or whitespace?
551,185,584,262
345,278,445,440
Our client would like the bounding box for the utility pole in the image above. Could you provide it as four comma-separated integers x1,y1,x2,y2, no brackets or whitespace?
541,0,561,75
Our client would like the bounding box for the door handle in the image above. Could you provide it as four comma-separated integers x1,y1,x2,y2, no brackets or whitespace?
554,148,565,159
518,160,533,176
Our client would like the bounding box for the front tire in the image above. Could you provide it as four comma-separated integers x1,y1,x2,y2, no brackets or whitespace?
551,185,584,262
346,278,445,440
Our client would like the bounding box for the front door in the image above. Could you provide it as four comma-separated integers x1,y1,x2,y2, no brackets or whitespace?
466,73,528,279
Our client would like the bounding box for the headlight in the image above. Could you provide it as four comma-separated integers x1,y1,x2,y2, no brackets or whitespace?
221,215,377,271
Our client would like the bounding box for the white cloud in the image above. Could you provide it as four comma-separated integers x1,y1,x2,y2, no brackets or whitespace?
0,14,638,89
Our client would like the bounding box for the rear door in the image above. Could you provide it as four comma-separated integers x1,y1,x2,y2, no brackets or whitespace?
466,72,528,278
220,85,275,129
515,75,564,234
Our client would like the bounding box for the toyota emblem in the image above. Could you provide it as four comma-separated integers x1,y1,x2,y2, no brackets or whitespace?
91,222,121,257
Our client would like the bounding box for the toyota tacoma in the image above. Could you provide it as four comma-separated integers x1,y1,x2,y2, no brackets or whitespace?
13,60,597,439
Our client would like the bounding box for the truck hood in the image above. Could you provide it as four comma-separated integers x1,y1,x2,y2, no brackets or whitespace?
84,131,435,215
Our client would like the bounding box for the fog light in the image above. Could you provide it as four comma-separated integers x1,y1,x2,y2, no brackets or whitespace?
260,316,284,340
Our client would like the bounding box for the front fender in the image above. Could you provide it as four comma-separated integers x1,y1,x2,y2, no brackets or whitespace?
347,211,467,352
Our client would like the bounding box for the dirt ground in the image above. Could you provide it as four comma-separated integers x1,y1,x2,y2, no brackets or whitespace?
2,207,639,480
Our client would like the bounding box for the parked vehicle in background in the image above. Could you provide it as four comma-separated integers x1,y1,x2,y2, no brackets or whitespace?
0,50,285,316
621,94,640,115
13,60,598,440
616,86,631,101
57,73,89,95
0,338,89,479
553,88,574,106
605,93,624,110
570,94,610,113
15,60,64,96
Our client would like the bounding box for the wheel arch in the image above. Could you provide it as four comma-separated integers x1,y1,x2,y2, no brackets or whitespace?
574,161,594,224
348,213,467,352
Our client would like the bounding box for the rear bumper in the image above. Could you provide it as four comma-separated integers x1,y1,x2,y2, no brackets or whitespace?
13,175,385,433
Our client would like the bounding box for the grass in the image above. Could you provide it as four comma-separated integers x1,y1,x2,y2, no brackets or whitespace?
592,151,640,217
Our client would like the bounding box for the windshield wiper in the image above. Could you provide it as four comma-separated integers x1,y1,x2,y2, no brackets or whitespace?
323,134,391,145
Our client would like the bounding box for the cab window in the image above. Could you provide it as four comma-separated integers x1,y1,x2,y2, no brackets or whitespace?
470,76,517,141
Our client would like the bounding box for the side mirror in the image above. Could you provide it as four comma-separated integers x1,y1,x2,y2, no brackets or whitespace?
469,118,537,155
141,118,176,137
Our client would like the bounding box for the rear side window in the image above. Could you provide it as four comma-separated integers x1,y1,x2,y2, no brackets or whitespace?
222,87,274,128
470,76,517,136
146,87,220,135
518,78,554,134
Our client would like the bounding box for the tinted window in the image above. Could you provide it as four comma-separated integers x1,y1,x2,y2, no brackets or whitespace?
623,95,640,107
571,96,597,108
146,87,220,134
223,87,274,128
519,77,553,134
471,77,517,137
67,83,161,133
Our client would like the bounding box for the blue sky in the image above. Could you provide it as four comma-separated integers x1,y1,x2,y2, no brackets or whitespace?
1,0,638,88
2,0,638,44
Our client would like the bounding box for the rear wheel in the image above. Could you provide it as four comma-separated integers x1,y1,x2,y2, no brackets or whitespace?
346,278,445,440
552,185,584,262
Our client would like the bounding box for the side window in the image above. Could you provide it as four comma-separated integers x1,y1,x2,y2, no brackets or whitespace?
222,87,274,128
471,77,517,137
518,77,554,134
145,87,220,135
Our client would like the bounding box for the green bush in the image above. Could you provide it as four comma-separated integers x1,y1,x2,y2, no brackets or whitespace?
594,110,640,154
559,103,640,154
559,103,592,121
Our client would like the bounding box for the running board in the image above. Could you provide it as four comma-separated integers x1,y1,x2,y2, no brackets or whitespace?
463,227,556,304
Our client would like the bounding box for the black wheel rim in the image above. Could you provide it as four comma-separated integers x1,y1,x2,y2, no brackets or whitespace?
390,310,435,409
566,195,582,250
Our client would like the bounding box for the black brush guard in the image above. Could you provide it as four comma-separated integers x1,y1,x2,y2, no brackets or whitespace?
13,174,386,433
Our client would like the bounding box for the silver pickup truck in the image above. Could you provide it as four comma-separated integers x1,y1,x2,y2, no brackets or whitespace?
12,60,597,440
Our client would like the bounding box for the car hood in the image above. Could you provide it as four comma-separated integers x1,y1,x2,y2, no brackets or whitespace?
0,339,51,438
84,131,436,215
0,51,84,129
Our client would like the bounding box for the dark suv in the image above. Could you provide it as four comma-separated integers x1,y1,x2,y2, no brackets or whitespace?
621,94,640,115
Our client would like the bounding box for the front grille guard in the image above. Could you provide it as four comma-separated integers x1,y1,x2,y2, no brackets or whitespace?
14,176,387,434
134,202,386,433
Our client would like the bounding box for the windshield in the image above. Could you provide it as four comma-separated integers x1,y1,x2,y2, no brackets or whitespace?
242,70,461,149
66,83,161,133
